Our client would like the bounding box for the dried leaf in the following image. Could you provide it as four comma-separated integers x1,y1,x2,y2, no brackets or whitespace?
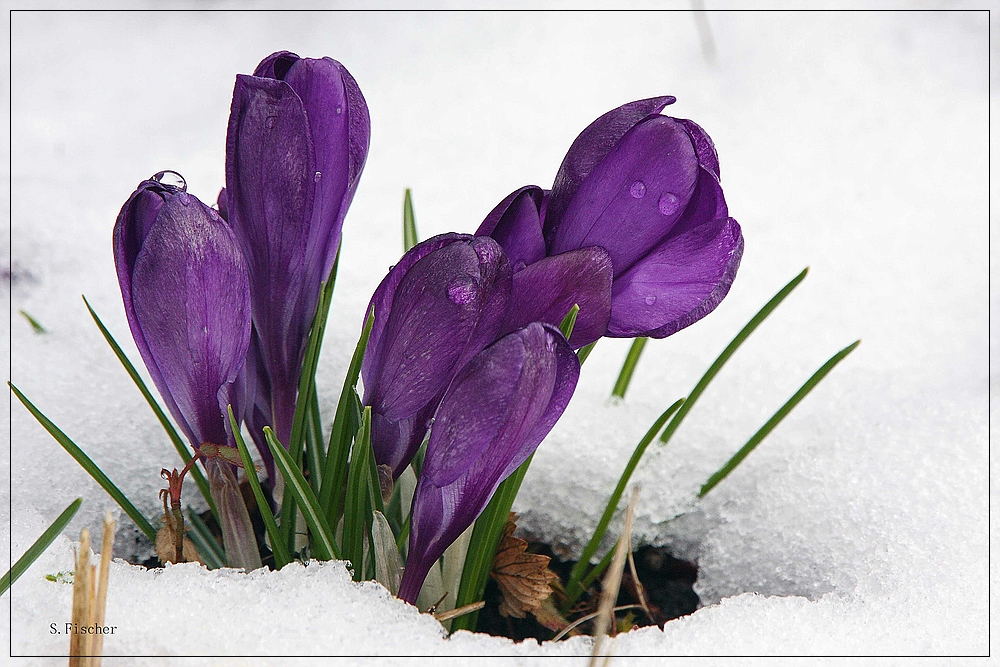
155,514,202,565
491,513,558,618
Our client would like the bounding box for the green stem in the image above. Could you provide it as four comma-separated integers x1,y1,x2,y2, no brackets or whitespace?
612,337,648,398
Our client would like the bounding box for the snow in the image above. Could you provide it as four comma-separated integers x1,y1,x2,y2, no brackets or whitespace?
5,6,991,661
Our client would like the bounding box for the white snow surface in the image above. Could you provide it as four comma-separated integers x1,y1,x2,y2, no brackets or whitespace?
4,6,991,661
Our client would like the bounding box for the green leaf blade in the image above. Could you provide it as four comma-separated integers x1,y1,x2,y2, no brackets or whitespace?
699,339,861,497
10,383,157,541
320,307,375,519
343,407,374,581
2,498,81,594
280,264,338,551
229,406,290,569
612,337,648,399
563,397,684,609
264,427,339,562
658,267,808,446
83,296,218,521
403,188,418,251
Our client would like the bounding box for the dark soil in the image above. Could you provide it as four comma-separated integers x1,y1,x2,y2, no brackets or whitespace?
475,542,699,641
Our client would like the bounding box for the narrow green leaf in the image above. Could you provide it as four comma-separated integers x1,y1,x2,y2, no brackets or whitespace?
559,303,580,340
83,296,217,522
280,258,339,551
403,188,419,251
2,498,81,593
612,338,648,399
264,427,339,561
700,340,861,497
185,510,225,570
10,383,157,541
305,386,325,497
320,307,375,519
659,268,808,445
563,398,684,609
229,406,290,569
577,341,597,365
18,309,46,334
343,407,373,580
451,454,532,632
577,541,617,594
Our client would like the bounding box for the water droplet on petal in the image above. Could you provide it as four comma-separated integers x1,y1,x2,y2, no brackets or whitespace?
447,280,479,305
314,171,322,182
178,192,191,206
473,241,499,265
629,180,646,198
644,295,657,306
513,260,527,272
658,192,680,216
335,105,343,115
264,116,278,129
151,170,187,191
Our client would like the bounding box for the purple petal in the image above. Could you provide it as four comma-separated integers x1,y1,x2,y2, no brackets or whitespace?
362,234,512,476
283,57,370,284
475,186,546,270
675,117,720,180
498,247,612,348
253,50,300,79
545,96,675,246
226,73,316,443
117,185,252,446
549,115,700,276
669,165,728,238
608,217,743,338
398,323,579,603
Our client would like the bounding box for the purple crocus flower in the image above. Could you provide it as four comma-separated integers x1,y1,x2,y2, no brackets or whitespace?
225,51,370,453
478,97,743,340
362,233,512,479
397,322,579,604
113,173,260,571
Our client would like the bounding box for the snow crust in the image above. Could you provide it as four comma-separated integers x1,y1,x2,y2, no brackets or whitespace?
5,6,990,660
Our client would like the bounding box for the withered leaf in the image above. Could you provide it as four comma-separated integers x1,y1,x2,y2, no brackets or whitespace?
155,515,202,565
490,512,558,619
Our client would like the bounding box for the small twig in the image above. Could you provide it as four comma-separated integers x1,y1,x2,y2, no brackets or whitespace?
434,601,485,623
552,605,644,642
589,486,640,667
626,544,651,621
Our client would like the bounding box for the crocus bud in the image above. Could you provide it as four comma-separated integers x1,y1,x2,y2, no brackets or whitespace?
479,97,743,340
113,173,260,571
477,187,613,349
397,323,579,604
225,51,370,447
362,233,512,478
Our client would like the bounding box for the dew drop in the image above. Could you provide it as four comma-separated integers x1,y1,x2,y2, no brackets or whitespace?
264,116,278,129
447,280,479,305
314,171,322,182
178,192,191,206
335,105,343,115
658,192,680,216
151,170,187,191
629,180,646,198
513,260,527,272
644,295,657,306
